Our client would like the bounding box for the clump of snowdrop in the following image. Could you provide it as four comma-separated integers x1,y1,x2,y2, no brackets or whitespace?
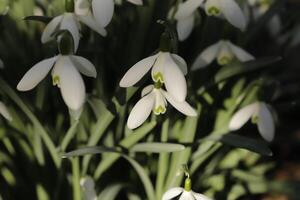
191,40,254,70
229,101,275,142
80,176,97,200
0,101,12,121
173,0,247,41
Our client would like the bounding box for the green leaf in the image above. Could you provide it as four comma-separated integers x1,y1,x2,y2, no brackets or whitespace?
130,142,185,153
98,184,124,200
208,134,273,156
60,121,79,152
62,146,121,158
23,16,52,23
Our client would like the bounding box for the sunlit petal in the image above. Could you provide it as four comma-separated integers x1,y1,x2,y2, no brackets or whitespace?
175,0,204,19
60,13,81,52
92,0,114,27
17,56,57,91
120,54,158,87
41,15,63,43
141,85,154,97
229,102,259,130
127,93,155,129
220,0,247,30
179,191,194,200
78,13,107,36
0,102,12,121
171,54,188,75
227,41,254,62
69,55,97,78
257,103,275,142
162,187,184,200
177,14,195,41
191,41,221,70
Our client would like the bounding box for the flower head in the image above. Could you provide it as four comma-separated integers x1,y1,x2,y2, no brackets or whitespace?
80,176,97,200
229,101,275,142
127,85,197,129
0,101,12,121
120,51,188,102
17,54,97,111
191,40,254,70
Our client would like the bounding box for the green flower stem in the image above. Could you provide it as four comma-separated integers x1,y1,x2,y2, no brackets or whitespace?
0,78,61,168
155,119,169,199
71,157,81,200
60,120,79,152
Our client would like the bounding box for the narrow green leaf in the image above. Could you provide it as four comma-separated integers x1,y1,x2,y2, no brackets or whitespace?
130,142,185,153
98,184,124,200
23,16,52,23
62,146,121,158
60,121,79,152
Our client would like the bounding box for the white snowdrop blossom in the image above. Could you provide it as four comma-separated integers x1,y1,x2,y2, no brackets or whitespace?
191,40,254,70
174,0,247,39
127,85,197,129
17,54,97,111
0,101,12,121
120,51,188,102
80,176,97,200
229,101,275,142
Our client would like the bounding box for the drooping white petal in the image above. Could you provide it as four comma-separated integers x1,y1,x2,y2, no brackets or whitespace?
175,0,204,20
217,41,234,65
179,191,195,200
75,0,91,16
127,93,155,129
229,102,259,130
205,0,222,16
257,103,275,142
151,52,166,83
153,89,167,115
162,187,184,200
41,15,63,43
171,54,188,75
177,14,195,41
69,106,83,120
77,13,107,36
193,192,212,200
141,85,154,97
52,56,86,110
69,55,97,78
80,177,97,200
17,56,57,91
191,41,221,70
162,90,197,116
60,13,81,52
227,41,254,62
119,54,158,87
92,0,114,27
220,0,247,30
163,53,187,102
0,102,12,121
127,0,143,5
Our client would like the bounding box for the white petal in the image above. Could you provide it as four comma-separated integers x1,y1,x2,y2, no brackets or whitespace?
193,192,212,200
171,54,188,75
191,41,221,70
257,103,275,142
163,53,187,102
75,0,91,15
80,177,97,200
0,102,12,121
53,56,86,110
227,41,254,62
78,13,107,36
175,0,203,19
60,13,81,52
127,0,143,5
163,91,197,116
179,191,194,200
162,187,184,200
127,93,155,129
205,0,222,16
69,106,83,120
229,102,259,131
41,15,63,43
220,0,247,30
141,85,154,97
17,56,57,91
151,52,166,83
177,14,195,41
92,0,114,27
119,54,158,87
217,41,234,65
69,55,97,77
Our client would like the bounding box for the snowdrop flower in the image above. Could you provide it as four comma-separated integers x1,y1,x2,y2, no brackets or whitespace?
80,176,97,200
191,40,254,70
174,0,247,36
17,54,97,111
229,101,275,142
127,84,197,129
163,177,211,200
120,51,188,102
0,101,12,121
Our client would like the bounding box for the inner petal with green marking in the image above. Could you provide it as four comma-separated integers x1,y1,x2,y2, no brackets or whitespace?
251,115,259,124
52,75,61,87
152,72,164,83
153,105,166,115
207,6,221,16
218,56,233,65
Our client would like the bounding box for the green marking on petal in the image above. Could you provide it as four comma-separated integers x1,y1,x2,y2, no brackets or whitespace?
218,56,233,65
153,105,166,115
251,115,259,124
52,75,60,87
184,178,192,192
152,72,164,83
207,6,221,16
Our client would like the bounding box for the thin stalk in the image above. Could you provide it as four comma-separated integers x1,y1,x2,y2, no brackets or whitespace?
72,157,81,200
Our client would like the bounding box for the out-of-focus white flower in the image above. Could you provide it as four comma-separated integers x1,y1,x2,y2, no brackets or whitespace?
127,85,197,129
80,176,97,200
17,55,97,111
120,51,188,102
174,0,247,38
191,40,254,70
162,187,211,200
0,101,12,121
229,101,275,142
